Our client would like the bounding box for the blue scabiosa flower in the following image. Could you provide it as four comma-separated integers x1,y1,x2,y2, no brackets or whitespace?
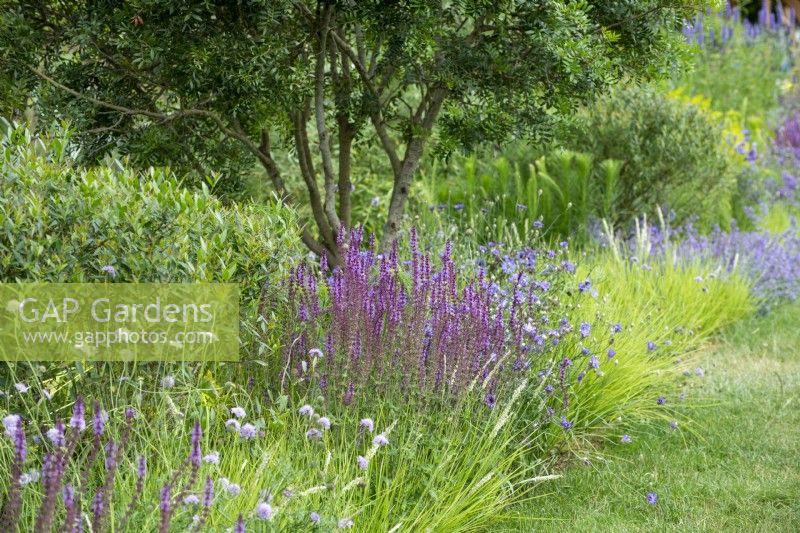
202,452,220,465
533,219,544,228
560,416,572,430
370,196,381,207
621,434,632,444
256,502,273,520
647,341,657,351
544,384,554,394
373,434,389,446
310,512,321,524
578,280,592,293
588,356,600,370
309,348,324,358
3,414,21,438
359,418,374,433
695,367,705,377
230,407,246,418
240,424,257,439
317,417,331,430
646,492,658,505
338,518,354,529
298,405,314,416
607,348,616,359
357,455,368,470
101,265,117,277
612,323,623,333
225,419,241,432
183,495,200,505
580,321,591,338
306,428,323,440
160,375,175,389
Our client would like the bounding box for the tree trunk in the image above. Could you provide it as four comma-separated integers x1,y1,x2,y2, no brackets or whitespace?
381,88,446,248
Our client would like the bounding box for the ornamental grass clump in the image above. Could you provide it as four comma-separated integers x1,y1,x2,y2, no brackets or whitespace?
281,227,585,406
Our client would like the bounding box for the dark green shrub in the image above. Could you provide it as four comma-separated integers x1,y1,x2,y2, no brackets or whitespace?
0,120,302,354
563,84,740,229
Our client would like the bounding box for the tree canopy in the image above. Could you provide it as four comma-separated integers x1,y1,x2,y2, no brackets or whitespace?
1,0,702,260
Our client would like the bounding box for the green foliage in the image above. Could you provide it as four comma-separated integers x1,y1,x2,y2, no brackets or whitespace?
0,120,303,353
671,21,792,119
508,303,800,531
417,147,624,244
563,84,741,229
0,0,704,252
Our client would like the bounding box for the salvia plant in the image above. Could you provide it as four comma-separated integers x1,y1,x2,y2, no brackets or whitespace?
281,227,631,412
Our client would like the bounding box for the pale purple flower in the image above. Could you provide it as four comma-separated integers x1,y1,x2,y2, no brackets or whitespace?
3,414,21,438
560,416,572,430
203,452,220,465
310,512,321,524
357,455,368,470
14,383,28,393
240,424,257,439
317,417,331,430
670,420,679,430
160,375,175,389
588,356,600,369
298,404,314,416
621,434,632,444
101,265,117,277
235,514,245,533
359,418,374,432
607,348,616,359
183,495,200,505
256,502,273,520
306,428,323,440
647,341,657,351
646,492,658,505
226,483,241,496
372,434,389,446
309,348,324,358
338,518,354,529
656,396,667,405
225,418,241,432
695,367,705,377
230,407,246,418
46,424,66,447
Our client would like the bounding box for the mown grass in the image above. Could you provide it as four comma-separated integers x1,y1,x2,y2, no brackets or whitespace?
504,302,800,532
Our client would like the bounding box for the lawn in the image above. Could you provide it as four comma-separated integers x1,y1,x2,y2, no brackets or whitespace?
506,303,800,532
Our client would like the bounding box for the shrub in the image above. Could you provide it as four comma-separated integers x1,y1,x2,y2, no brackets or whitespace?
0,121,302,354
562,84,740,229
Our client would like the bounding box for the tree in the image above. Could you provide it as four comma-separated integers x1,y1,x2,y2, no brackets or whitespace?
1,0,701,262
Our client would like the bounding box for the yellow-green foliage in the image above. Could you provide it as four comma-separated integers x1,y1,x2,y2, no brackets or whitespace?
564,254,752,441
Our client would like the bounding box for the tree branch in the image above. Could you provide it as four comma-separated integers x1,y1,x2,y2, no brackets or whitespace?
314,5,342,235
